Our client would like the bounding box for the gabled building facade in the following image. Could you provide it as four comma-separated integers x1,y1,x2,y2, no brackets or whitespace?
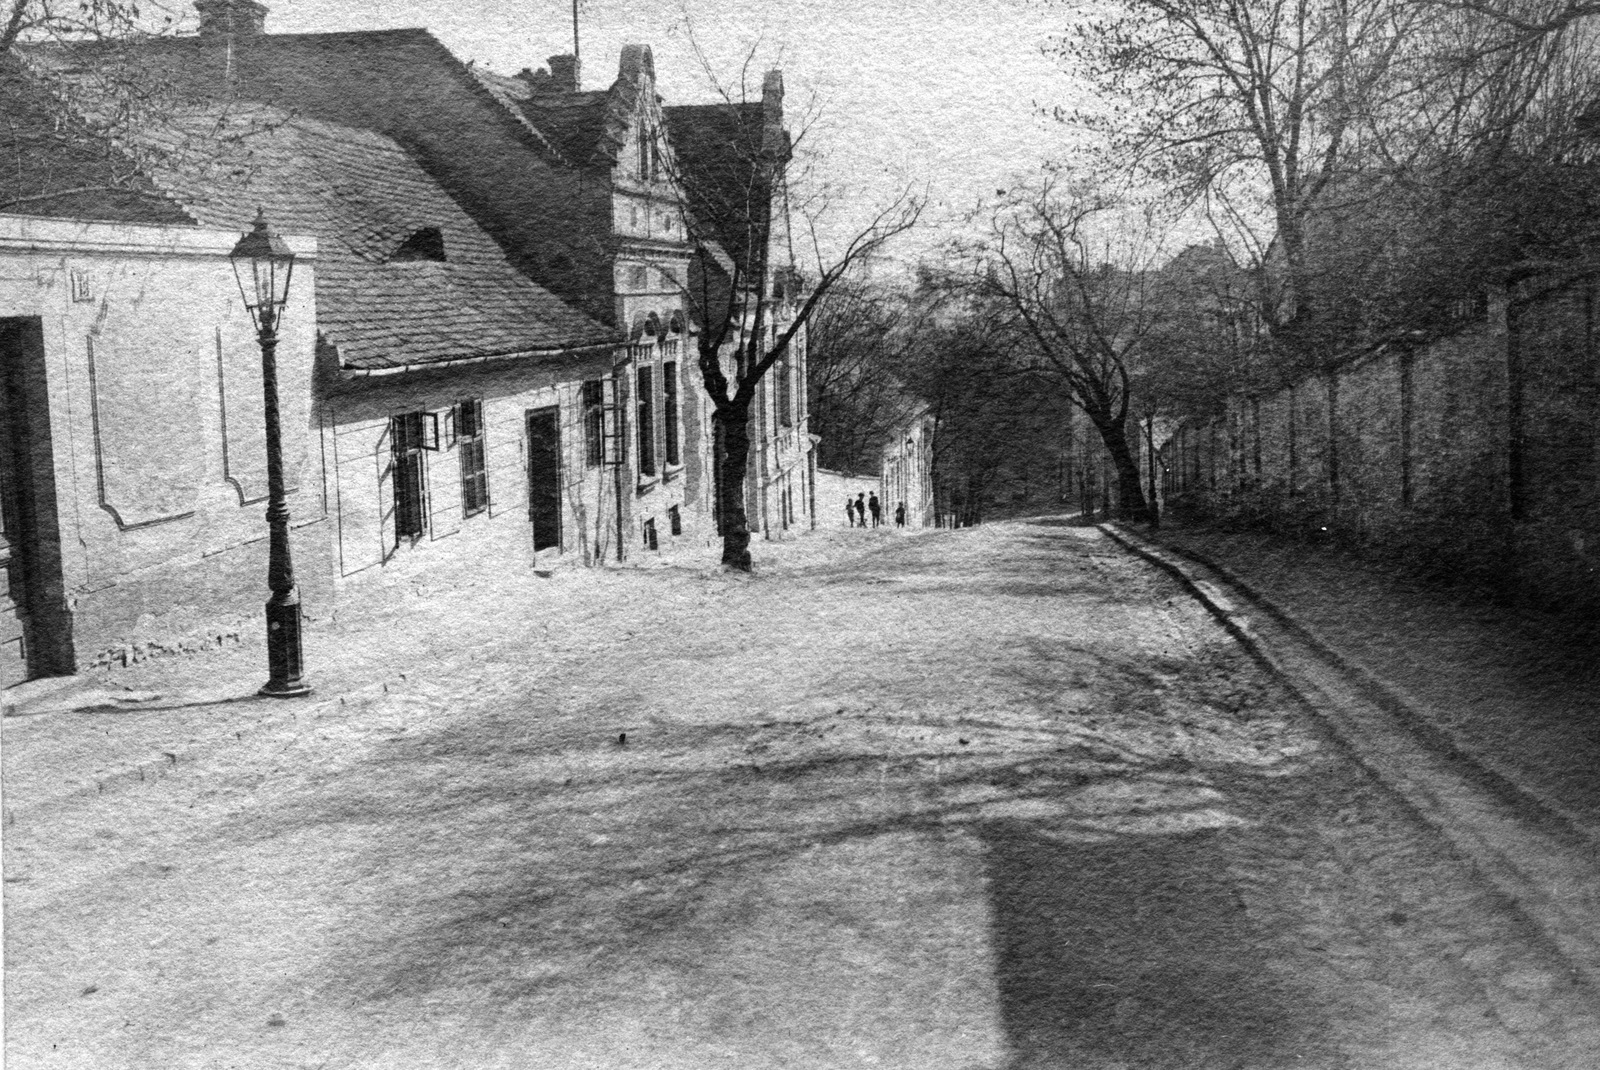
477,47,709,557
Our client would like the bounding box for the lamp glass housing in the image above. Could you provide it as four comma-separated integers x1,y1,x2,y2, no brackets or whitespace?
229,211,295,331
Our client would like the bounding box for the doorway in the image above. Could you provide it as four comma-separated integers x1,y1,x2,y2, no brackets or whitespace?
1,318,73,686
525,407,561,552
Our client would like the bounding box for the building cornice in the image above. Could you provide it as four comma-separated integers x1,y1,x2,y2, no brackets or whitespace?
0,213,318,259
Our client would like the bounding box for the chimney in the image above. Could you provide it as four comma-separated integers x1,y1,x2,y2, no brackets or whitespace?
761,70,788,162
194,0,268,35
547,54,580,92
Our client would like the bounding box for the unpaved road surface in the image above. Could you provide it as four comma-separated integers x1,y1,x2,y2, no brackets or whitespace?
5,520,1599,1069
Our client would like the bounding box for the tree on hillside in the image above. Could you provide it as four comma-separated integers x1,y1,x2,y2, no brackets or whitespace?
663,59,922,571
1050,0,1600,365
937,180,1165,523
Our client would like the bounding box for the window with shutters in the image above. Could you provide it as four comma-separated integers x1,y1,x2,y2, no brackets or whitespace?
457,398,489,516
636,364,656,477
663,361,680,467
391,411,427,542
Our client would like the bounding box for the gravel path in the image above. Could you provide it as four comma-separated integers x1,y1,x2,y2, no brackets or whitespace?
5,520,1597,1068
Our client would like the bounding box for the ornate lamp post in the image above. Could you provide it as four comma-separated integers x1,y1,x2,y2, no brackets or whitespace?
230,211,311,697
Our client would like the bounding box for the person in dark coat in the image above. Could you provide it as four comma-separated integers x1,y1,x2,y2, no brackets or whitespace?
856,493,867,529
895,501,906,527
845,497,856,527
868,493,882,527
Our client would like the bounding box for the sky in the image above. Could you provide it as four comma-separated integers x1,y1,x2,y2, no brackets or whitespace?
247,0,1094,271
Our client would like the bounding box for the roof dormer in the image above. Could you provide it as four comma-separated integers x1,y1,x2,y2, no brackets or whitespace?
390,226,447,263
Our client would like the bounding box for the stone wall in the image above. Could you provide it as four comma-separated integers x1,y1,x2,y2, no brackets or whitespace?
1160,266,1599,617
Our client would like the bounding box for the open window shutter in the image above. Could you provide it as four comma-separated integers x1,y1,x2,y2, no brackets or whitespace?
378,417,397,562
432,406,463,540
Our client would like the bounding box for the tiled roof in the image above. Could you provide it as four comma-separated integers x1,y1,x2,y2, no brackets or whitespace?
472,68,613,169
0,54,195,226
482,46,651,172
146,107,618,369
514,89,616,168
25,29,593,306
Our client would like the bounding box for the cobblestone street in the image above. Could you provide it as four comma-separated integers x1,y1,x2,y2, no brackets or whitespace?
5,522,1598,1069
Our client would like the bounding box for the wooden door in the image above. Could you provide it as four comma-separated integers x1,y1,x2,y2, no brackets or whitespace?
525,407,561,552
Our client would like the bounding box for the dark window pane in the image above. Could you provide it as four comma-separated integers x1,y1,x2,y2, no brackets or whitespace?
583,379,604,467
461,437,489,515
663,361,680,466
637,365,655,476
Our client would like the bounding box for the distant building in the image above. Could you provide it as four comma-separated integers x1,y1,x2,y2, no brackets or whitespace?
879,406,936,528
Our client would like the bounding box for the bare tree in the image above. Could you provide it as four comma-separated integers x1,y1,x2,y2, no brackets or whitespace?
805,278,924,473
2,0,208,217
1049,0,1600,363
662,45,922,570
689,192,921,569
941,179,1166,524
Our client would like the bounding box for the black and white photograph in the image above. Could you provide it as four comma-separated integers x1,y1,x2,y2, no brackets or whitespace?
3,0,1599,1066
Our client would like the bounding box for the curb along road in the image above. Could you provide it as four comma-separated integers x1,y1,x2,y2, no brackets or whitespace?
1101,521,1600,990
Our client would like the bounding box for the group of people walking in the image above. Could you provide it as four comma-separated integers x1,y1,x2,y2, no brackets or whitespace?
845,492,906,529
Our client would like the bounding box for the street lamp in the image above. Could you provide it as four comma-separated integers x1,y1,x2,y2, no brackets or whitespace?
230,210,310,697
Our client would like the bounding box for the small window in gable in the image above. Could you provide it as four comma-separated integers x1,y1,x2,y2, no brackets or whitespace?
391,227,447,263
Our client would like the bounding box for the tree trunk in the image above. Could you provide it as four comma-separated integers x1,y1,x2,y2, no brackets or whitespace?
714,402,755,571
1091,414,1152,524
1144,415,1161,530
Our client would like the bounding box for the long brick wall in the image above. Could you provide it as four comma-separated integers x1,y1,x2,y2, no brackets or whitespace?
1160,265,1599,618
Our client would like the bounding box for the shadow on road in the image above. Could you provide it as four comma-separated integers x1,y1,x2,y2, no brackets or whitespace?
980,820,1329,1070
